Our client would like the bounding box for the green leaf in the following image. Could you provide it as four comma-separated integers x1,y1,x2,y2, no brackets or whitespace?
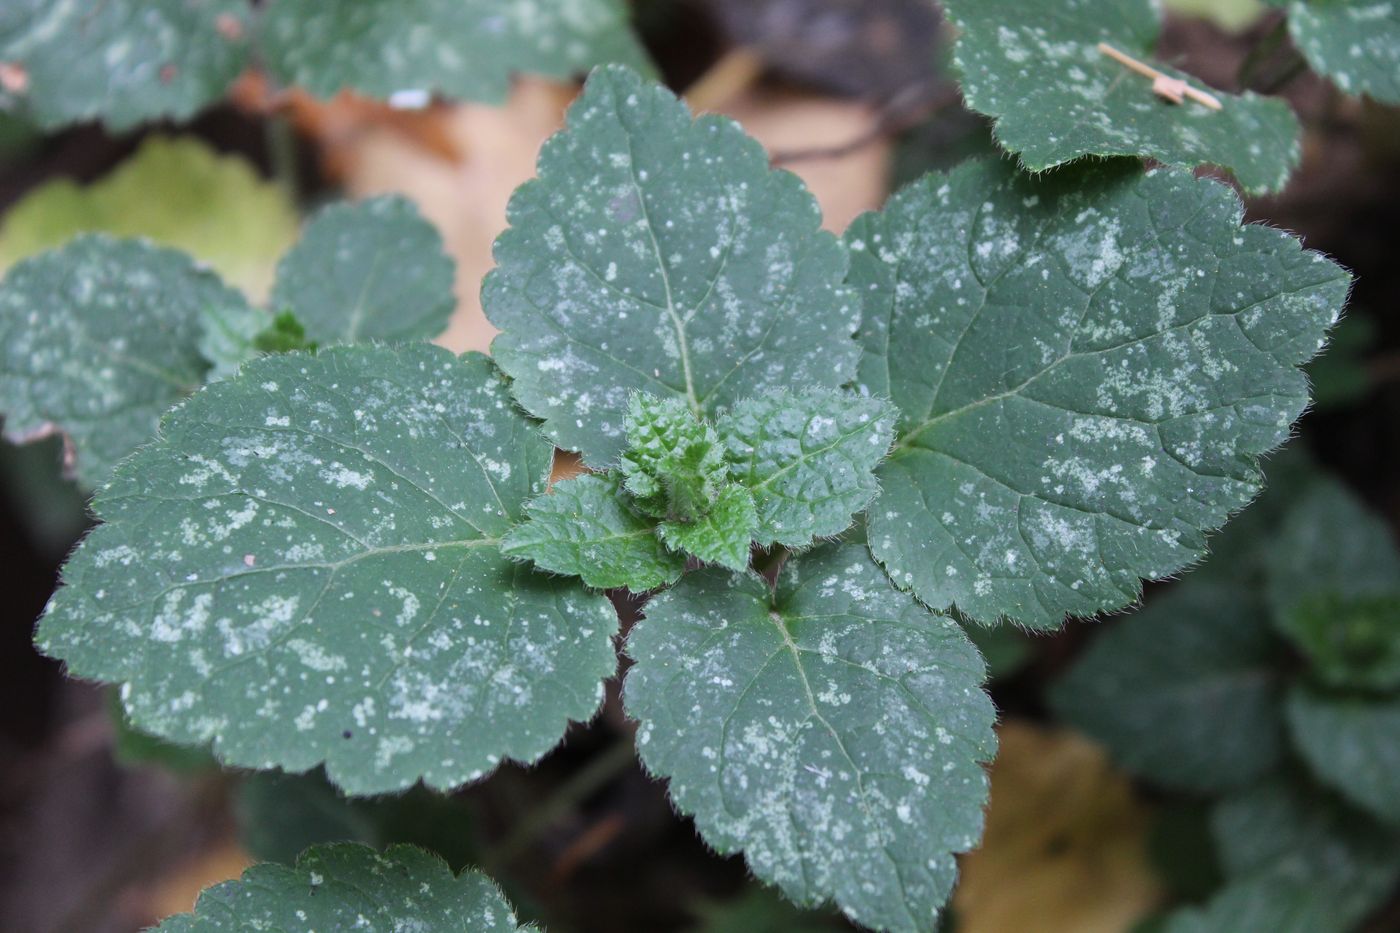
939,0,1301,193
270,197,457,346
0,135,299,299
0,1,249,130
619,393,732,521
0,236,247,488
153,843,529,931
625,542,995,932
847,159,1347,629
37,346,618,795
1211,776,1400,922
657,483,758,572
718,389,897,548
198,307,317,382
259,0,651,105
501,473,684,590
1266,479,1400,691
109,689,218,776
1050,581,1286,792
1287,686,1400,825
484,65,862,466
237,770,483,872
1156,875,1353,933
1287,0,1400,104
961,621,1035,681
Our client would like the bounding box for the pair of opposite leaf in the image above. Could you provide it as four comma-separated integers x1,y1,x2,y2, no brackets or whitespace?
502,391,897,588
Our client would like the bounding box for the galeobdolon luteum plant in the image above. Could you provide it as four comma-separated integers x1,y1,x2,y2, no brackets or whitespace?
5,0,1392,919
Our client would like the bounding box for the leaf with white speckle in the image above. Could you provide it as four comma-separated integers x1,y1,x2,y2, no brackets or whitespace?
940,0,1301,193
0,235,248,488
258,0,651,104
625,542,995,932
502,473,685,591
38,346,618,795
1286,0,1400,104
848,159,1347,629
270,197,457,346
153,843,531,931
0,0,249,130
718,389,897,548
484,65,863,466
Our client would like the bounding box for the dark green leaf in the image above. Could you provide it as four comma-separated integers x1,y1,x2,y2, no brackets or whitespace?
0,0,249,130
625,542,995,932
153,843,529,931
0,236,247,488
38,346,618,795
270,197,456,345
1287,0,1400,104
1287,686,1400,825
940,0,1301,192
259,0,651,104
485,65,862,466
1050,581,1286,792
1267,480,1400,691
848,159,1347,628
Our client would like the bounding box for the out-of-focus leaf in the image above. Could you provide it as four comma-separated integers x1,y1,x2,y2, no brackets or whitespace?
269,196,457,345
1287,687,1400,826
1266,479,1400,691
0,136,297,299
0,0,250,130
1050,582,1286,792
0,236,249,489
154,844,528,931
1211,775,1400,923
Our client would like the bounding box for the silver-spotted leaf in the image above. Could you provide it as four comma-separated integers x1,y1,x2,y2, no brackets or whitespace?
1287,687,1400,826
484,65,862,466
1266,479,1400,691
940,0,1301,193
1050,581,1286,792
625,542,996,932
258,0,650,105
1287,0,1400,104
270,197,456,345
657,483,758,572
0,0,249,130
38,346,617,795
0,235,248,488
154,843,530,931
848,159,1347,629
502,473,684,591
718,389,897,548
